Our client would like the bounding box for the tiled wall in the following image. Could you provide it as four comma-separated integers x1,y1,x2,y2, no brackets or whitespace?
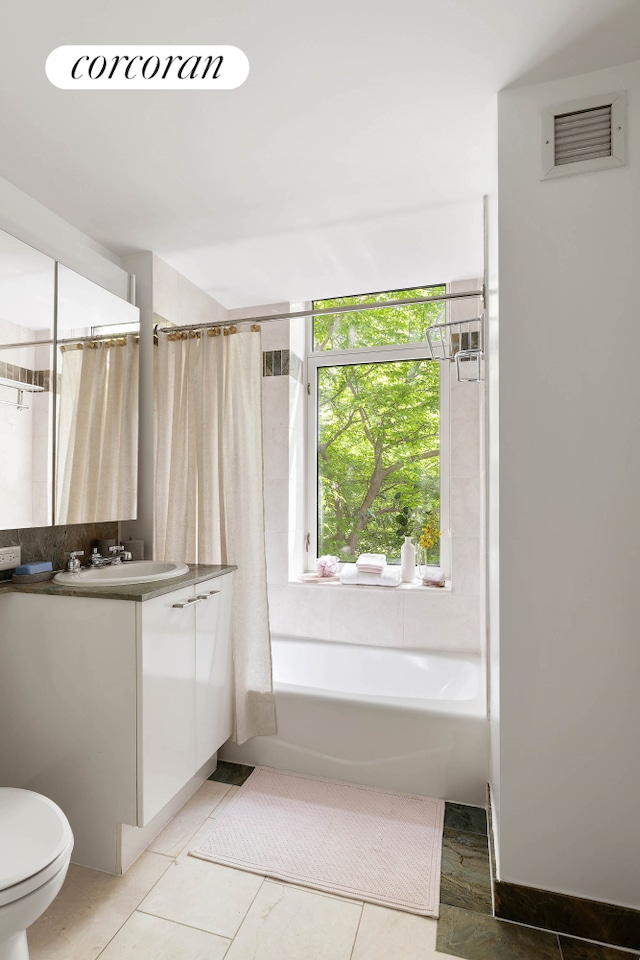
261,289,484,655
0,359,57,391
262,349,304,381
0,521,119,580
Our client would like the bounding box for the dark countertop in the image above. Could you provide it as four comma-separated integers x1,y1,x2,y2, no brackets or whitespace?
0,563,236,602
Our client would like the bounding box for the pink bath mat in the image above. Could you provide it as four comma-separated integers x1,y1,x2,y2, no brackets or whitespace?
189,765,445,917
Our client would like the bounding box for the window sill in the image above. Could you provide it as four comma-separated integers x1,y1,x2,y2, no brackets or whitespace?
291,577,451,593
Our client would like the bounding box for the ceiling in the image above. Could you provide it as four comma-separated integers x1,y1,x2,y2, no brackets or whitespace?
2,0,640,307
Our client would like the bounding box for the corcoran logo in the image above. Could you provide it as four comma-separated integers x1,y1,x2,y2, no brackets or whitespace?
46,45,249,90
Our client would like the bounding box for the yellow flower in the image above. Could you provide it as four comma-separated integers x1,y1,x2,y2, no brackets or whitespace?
418,519,441,551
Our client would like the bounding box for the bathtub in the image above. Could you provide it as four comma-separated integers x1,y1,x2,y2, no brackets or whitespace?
221,636,489,806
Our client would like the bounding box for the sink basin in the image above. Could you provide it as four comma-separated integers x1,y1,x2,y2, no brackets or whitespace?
53,560,190,587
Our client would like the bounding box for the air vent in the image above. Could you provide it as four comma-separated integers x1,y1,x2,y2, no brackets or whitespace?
541,92,626,180
554,105,611,165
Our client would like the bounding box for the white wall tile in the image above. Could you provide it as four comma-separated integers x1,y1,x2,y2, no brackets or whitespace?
259,318,290,350
268,583,332,640
262,376,290,429
264,479,290,533
330,587,403,647
262,426,291,480
451,537,481,596
450,478,481,537
176,274,227,327
288,479,306,541
450,379,481,425
403,592,480,653
265,530,290,584
450,417,481,479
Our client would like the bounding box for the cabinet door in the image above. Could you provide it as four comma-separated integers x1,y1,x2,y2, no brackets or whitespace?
194,574,234,768
139,585,197,824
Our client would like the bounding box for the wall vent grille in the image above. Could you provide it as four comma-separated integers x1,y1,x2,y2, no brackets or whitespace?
542,92,626,180
554,105,612,165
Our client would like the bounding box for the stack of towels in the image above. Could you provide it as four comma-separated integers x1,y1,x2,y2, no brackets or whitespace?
339,553,401,587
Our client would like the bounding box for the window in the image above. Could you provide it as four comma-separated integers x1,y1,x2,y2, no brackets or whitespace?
307,285,449,570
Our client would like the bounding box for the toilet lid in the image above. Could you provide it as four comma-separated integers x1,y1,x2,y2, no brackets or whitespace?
0,788,73,890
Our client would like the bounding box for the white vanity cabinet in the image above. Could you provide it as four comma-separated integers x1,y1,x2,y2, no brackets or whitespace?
194,577,233,768
139,574,233,823
0,568,234,874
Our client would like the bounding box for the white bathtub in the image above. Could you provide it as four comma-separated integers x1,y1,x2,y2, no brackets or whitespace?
221,636,489,806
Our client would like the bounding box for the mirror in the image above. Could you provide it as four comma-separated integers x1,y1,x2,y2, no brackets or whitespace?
0,231,55,528
0,231,140,530
55,265,139,525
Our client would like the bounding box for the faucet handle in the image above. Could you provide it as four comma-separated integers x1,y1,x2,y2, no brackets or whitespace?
109,545,125,554
64,550,84,572
65,550,84,558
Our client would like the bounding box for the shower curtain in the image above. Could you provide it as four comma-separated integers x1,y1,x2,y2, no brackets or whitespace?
154,325,276,745
56,337,138,524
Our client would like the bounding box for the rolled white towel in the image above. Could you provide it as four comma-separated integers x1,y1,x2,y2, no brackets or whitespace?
340,563,401,587
355,553,386,574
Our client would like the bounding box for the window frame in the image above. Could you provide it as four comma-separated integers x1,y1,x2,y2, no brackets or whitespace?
305,313,450,577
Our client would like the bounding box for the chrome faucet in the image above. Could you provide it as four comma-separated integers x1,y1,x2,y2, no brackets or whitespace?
109,545,133,562
87,545,132,568
64,550,84,572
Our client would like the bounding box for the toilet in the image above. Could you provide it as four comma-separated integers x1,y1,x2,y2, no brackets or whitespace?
0,789,73,960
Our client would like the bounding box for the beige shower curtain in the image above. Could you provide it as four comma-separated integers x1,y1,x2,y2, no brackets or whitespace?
154,325,276,745
56,337,138,524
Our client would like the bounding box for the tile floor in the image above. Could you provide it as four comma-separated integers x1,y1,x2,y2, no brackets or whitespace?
26,763,638,960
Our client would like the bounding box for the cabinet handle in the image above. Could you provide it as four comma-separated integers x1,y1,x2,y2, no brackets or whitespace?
172,589,220,609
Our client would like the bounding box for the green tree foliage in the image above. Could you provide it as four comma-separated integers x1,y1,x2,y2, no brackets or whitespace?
314,287,443,563
314,286,445,352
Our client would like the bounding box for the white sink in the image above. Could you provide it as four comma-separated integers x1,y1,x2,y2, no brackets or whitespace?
53,560,190,587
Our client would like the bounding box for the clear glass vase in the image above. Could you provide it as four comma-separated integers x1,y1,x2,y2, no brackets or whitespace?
417,545,431,580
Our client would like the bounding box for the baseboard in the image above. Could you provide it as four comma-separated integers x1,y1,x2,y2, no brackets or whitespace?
493,881,640,953
486,785,640,952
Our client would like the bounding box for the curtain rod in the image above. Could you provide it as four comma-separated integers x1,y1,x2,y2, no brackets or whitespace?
155,288,485,336
0,332,139,352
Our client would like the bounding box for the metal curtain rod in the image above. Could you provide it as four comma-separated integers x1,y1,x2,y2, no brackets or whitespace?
155,288,485,336
0,332,139,352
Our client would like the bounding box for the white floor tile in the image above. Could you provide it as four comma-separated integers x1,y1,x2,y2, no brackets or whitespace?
174,786,241,862
209,784,240,815
224,880,362,960
27,853,172,960
148,780,231,857
351,903,439,960
97,911,230,959
138,857,263,938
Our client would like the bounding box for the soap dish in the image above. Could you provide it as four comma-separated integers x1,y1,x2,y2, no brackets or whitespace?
12,570,57,584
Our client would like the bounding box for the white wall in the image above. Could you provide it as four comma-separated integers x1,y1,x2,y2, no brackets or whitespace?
497,60,640,908
485,187,500,870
